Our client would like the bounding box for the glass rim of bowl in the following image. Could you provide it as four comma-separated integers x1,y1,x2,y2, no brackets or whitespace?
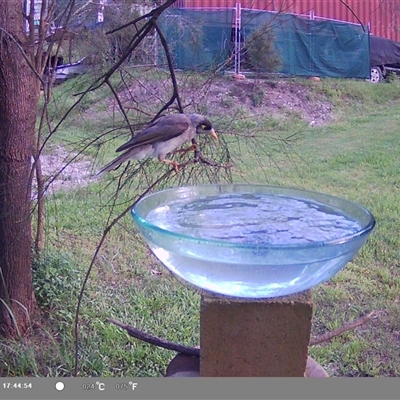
131,184,376,250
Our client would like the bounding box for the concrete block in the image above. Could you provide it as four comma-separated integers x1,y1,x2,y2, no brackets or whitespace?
199,291,313,377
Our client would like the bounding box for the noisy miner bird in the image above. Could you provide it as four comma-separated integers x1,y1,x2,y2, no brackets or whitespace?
97,113,218,175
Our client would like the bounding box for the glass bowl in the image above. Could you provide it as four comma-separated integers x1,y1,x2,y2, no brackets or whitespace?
132,184,375,299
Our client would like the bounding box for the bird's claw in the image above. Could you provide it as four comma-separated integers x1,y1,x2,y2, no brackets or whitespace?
163,159,181,172
172,161,181,173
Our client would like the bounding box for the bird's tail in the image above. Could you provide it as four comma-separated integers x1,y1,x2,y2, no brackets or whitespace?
96,151,134,177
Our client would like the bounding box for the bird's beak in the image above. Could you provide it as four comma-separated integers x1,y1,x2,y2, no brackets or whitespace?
209,128,218,141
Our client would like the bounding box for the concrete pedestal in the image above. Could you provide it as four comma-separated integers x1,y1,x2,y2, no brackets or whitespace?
165,354,329,377
199,290,313,377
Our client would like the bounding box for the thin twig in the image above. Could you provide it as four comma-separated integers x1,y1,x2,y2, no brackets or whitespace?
310,310,383,346
339,0,366,31
40,0,173,154
153,21,183,115
105,78,134,136
73,168,174,376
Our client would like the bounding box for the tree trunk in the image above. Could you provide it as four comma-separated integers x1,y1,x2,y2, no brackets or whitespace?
0,1,38,338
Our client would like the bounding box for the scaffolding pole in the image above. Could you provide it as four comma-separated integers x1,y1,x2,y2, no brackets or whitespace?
234,2,241,74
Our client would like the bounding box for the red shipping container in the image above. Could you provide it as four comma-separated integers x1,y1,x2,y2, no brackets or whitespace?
172,0,400,41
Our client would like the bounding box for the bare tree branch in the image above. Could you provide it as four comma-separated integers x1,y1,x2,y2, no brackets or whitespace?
39,0,178,154
153,21,183,116
105,78,134,136
339,0,366,31
73,167,175,376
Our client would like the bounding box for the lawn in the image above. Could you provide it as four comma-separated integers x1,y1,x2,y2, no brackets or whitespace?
1,74,399,377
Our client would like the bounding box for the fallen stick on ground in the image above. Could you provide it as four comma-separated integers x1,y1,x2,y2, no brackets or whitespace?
107,318,200,356
309,310,384,345
107,309,384,356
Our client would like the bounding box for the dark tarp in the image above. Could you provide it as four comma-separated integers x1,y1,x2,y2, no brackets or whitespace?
370,35,400,66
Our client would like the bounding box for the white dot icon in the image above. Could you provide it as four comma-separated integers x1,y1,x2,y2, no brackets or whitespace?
55,382,65,391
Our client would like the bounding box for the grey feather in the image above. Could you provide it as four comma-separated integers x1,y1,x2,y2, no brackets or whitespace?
97,113,216,176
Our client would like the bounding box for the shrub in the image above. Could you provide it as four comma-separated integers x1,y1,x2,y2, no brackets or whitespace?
245,22,281,72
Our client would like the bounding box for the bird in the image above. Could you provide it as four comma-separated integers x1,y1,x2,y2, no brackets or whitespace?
97,113,218,175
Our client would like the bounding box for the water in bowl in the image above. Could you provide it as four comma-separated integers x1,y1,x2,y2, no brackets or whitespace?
140,192,365,298
147,193,361,245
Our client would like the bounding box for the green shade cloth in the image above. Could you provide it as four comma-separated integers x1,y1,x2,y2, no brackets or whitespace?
159,8,370,79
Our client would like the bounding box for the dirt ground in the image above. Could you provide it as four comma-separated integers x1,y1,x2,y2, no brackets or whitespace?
203,76,333,126
32,146,94,198
117,74,334,126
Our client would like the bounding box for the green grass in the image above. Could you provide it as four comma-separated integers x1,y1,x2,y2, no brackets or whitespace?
1,76,400,377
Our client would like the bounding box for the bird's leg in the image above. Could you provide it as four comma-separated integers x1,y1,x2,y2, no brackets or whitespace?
172,143,198,159
173,143,198,153
162,158,181,172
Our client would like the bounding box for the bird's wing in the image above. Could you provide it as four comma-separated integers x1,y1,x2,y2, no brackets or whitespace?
116,116,190,153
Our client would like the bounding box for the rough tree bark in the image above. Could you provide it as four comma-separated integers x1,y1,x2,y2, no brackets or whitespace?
0,1,38,338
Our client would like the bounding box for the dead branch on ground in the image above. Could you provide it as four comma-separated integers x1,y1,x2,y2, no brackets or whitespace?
107,309,384,358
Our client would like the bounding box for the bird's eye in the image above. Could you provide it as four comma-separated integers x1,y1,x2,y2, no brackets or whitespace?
201,124,207,130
